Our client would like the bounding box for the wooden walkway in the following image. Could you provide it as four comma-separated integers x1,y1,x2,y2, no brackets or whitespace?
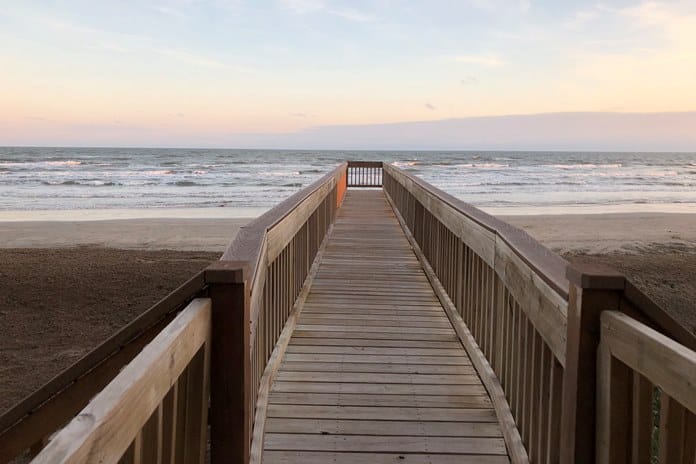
262,190,509,463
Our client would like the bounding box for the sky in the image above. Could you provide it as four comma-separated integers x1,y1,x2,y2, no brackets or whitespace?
1,0,696,148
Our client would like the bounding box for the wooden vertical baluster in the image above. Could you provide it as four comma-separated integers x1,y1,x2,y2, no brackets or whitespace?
547,356,563,464
501,289,510,392
509,300,518,417
529,333,542,461
161,386,176,464
119,441,137,464
536,345,550,464
683,411,696,464
515,302,526,418
658,395,687,463
631,373,654,464
183,348,208,464
520,317,532,447
173,368,189,464
596,343,633,464
140,406,161,464
455,240,463,315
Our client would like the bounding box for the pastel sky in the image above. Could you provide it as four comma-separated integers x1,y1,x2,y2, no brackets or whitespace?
1,0,696,147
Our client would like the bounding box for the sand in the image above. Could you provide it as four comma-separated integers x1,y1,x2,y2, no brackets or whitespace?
501,212,696,255
0,218,250,251
0,212,694,417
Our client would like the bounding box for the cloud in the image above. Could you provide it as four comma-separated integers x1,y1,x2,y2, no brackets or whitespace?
152,47,241,70
330,8,373,22
563,8,601,29
465,0,531,14
279,0,326,14
449,54,503,67
278,0,374,22
152,5,187,19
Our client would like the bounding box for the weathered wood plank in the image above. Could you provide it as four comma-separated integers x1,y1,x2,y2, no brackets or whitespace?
264,434,507,454
282,354,470,364
264,418,501,436
268,392,491,408
32,299,211,464
263,451,509,464
266,405,498,422
288,337,462,348
285,346,465,356
280,361,472,374
275,372,481,385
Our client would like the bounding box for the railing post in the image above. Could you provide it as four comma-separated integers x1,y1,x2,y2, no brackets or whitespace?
205,261,250,464
560,262,625,464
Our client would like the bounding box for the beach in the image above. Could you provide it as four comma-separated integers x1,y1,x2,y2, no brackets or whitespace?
1,211,694,415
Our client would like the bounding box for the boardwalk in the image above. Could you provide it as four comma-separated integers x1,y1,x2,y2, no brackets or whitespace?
16,163,693,464
262,190,510,463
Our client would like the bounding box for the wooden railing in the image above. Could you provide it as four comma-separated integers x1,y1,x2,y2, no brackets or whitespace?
32,298,212,463
597,311,696,464
2,163,347,464
204,162,347,462
347,161,382,187
3,160,694,463
0,272,207,463
383,162,696,463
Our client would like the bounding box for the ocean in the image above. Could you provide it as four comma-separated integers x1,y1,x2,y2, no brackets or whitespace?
1,147,695,217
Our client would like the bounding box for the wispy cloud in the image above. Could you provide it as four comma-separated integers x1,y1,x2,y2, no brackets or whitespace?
465,0,531,14
330,8,373,22
153,47,239,70
278,0,374,22
279,0,325,14
152,5,187,19
448,54,503,67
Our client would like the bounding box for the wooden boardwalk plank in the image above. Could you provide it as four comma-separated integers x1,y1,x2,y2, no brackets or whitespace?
265,418,502,436
266,405,499,422
264,434,507,454
279,361,473,374
264,451,509,464
268,392,491,408
260,189,508,462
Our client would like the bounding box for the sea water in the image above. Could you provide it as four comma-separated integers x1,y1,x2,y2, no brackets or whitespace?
1,147,695,217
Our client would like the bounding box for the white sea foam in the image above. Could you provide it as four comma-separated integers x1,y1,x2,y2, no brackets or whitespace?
550,163,622,169
0,148,694,213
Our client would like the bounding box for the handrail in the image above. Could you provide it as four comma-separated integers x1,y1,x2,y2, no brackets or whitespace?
597,311,696,463
347,160,382,187
383,163,568,297
382,162,696,464
0,271,207,462
32,298,212,463
384,163,568,463
204,162,348,463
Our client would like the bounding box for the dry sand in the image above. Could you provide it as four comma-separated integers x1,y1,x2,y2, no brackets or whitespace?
1,212,694,417
0,218,250,251
501,212,696,255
